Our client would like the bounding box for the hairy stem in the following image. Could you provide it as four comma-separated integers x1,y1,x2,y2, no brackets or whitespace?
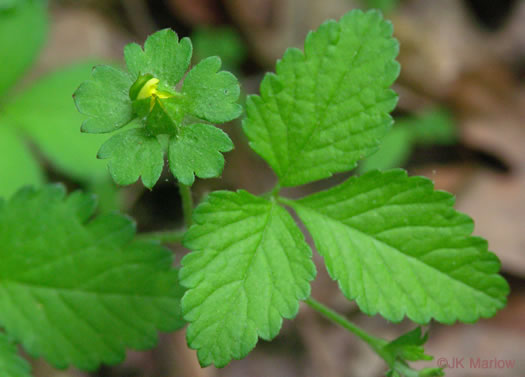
136,229,185,244
305,297,387,356
179,183,194,228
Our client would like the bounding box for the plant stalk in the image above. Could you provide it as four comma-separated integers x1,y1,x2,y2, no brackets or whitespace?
304,297,387,356
178,183,194,228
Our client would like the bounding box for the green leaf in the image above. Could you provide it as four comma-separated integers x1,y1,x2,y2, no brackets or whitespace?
243,10,399,187
0,332,31,377
168,123,233,186
192,26,247,71
0,123,44,198
0,0,48,97
124,28,192,86
182,56,242,123
98,127,164,189
180,190,316,367
288,169,509,323
3,62,110,182
73,65,134,133
0,185,185,370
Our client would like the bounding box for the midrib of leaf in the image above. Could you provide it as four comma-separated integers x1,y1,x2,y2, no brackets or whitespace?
279,21,372,184
292,203,503,308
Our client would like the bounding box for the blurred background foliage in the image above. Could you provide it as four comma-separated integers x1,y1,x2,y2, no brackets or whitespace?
1,0,524,376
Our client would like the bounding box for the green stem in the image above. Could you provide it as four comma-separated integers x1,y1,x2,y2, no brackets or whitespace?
136,229,185,244
305,297,387,356
179,183,194,228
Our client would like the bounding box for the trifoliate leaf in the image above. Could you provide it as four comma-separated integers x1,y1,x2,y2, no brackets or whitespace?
243,10,399,186
73,65,134,133
124,29,192,86
0,0,47,97
0,122,43,198
97,127,164,189
182,56,242,123
168,123,233,186
3,62,109,182
288,169,508,323
180,190,316,367
0,185,185,370
0,332,31,377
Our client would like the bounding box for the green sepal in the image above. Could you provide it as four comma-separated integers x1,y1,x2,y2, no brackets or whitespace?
145,99,179,136
129,73,155,101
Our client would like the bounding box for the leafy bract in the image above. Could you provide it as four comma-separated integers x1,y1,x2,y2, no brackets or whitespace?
0,185,185,370
182,56,243,123
243,10,399,186
168,123,233,186
124,29,192,85
0,0,47,97
3,63,110,182
0,332,31,377
180,190,316,367
98,127,164,189
288,169,509,323
74,29,241,188
0,123,43,198
74,65,134,134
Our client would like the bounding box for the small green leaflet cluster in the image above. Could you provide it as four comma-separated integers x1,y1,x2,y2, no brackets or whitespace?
74,29,242,188
0,185,185,373
382,328,443,377
179,9,509,373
